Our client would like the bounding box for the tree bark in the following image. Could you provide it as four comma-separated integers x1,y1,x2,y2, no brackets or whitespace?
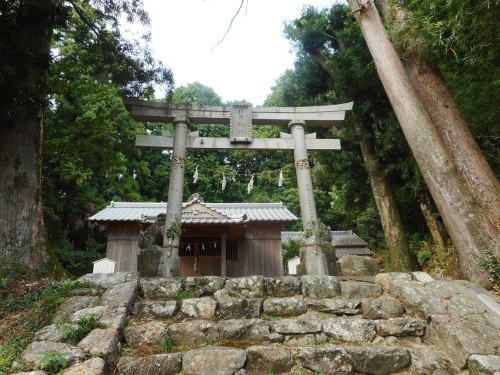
380,0,500,231
347,0,499,287
404,54,500,229
309,45,416,272
0,3,53,268
356,122,416,271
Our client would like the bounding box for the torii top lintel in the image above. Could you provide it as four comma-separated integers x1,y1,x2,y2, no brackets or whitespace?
123,98,353,127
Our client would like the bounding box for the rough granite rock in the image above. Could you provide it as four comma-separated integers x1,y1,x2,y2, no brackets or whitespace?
77,328,121,370
62,357,107,375
181,297,217,319
218,319,272,343
291,346,353,375
265,276,301,297
215,297,263,319
337,255,379,276
116,353,182,375
140,278,183,299
167,320,219,346
301,275,341,299
306,299,361,315
183,276,225,296
375,317,426,337
245,346,293,375
340,281,383,299
101,281,138,310
21,341,85,369
224,275,266,298
322,319,377,343
406,348,460,375
270,319,322,334
78,272,139,288
132,301,178,318
361,298,406,320
263,297,307,317
182,346,246,375
124,321,167,347
468,354,500,375
347,346,411,374
373,272,412,293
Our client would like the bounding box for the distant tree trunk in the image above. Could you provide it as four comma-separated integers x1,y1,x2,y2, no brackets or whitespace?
0,3,53,269
347,0,499,287
356,121,416,271
307,45,416,271
419,200,447,251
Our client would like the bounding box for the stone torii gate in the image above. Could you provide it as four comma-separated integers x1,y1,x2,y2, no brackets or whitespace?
123,98,353,277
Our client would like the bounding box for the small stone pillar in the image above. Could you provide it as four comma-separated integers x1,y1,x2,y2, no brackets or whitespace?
289,120,327,275
160,117,189,277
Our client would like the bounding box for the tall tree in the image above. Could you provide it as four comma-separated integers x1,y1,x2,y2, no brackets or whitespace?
346,0,499,286
0,0,172,273
284,5,417,271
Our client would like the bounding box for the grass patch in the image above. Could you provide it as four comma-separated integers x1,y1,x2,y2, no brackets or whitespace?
0,263,79,374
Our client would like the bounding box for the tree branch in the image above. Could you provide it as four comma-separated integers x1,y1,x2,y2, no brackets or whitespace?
212,0,246,50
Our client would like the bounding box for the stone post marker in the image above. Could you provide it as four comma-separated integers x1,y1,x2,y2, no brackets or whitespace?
123,98,352,277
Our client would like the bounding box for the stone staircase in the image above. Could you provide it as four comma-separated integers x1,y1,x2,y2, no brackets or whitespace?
14,272,500,375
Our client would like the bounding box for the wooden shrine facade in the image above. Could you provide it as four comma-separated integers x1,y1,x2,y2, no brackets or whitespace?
89,197,297,277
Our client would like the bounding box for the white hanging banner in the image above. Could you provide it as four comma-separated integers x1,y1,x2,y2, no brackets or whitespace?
247,174,254,194
193,165,199,183
278,169,284,187
221,173,227,190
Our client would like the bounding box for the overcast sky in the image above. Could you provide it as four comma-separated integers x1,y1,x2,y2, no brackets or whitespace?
140,0,334,105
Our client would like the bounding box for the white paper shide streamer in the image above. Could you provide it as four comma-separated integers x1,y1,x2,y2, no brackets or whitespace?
278,169,284,187
193,165,199,183
221,173,227,190
247,174,254,194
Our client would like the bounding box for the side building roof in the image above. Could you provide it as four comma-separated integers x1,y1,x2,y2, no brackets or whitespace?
281,230,373,258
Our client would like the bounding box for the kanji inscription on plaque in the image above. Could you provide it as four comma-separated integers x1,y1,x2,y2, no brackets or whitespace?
230,104,252,143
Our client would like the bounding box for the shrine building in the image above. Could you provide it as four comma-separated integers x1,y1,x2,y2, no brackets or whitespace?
89,195,297,277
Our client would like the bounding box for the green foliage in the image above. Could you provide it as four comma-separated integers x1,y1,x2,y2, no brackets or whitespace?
38,351,70,374
161,336,179,353
52,232,104,276
282,238,302,274
176,286,201,300
0,277,77,374
59,314,101,344
479,247,500,285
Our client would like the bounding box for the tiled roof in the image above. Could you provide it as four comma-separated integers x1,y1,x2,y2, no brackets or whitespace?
281,230,373,258
89,201,298,224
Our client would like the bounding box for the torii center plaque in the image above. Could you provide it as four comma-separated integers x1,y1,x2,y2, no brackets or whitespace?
123,98,353,277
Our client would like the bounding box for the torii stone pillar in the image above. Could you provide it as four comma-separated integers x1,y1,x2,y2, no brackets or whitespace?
290,120,327,275
161,117,189,277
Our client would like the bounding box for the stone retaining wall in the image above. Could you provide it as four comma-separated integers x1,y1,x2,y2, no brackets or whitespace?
13,271,500,375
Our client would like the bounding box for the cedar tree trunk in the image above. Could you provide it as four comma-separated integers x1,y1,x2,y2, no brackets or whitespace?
347,0,499,286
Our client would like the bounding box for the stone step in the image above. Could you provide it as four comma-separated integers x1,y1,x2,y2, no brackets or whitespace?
13,272,500,375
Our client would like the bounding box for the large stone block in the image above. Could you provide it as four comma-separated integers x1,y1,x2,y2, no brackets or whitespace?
216,297,262,319
132,301,178,318
301,275,341,298
336,255,379,276
307,299,361,315
224,275,266,298
182,346,246,375
291,346,353,375
375,318,426,337
361,298,405,320
167,320,219,346
265,276,301,297
117,353,182,375
124,321,167,348
263,297,307,317
140,278,183,299
347,346,411,374
340,281,383,299
218,319,273,344
245,346,293,375
322,319,377,343
181,297,217,319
